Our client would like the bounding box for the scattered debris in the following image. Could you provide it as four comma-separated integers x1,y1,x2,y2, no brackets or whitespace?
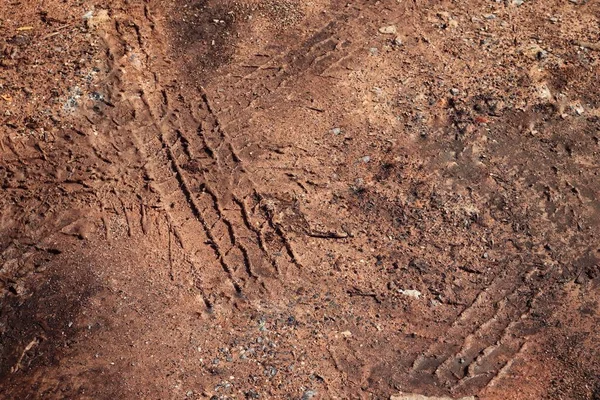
391,394,475,400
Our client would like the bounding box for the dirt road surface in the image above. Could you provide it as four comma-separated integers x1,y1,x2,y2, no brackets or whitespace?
1,0,599,399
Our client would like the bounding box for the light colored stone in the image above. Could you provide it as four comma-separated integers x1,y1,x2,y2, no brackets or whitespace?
379,25,398,35
85,9,110,29
399,289,422,299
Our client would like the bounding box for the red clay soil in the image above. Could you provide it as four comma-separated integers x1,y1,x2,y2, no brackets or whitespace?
1,1,599,399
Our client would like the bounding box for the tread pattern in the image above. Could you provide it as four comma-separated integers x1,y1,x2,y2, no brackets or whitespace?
407,261,551,394
210,1,411,129
94,11,304,311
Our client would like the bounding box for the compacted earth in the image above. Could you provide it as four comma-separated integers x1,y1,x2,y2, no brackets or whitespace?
0,0,599,399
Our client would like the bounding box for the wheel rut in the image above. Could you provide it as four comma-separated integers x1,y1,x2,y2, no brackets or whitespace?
90,8,304,311
2,0,598,398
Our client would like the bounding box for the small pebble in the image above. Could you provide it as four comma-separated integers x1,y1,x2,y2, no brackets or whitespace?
379,25,397,35
301,390,317,400
399,289,422,299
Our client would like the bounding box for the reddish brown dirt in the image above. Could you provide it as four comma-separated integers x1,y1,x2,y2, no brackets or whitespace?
1,1,599,399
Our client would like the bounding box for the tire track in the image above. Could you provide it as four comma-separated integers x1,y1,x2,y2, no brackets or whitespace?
158,106,259,284
99,17,242,310
166,93,301,282
212,1,411,128
197,92,304,272
449,287,548,395
407,261,552,393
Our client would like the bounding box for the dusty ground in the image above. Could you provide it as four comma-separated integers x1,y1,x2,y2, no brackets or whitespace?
1,0,599,399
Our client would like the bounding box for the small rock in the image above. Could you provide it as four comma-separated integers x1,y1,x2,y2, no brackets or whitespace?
361,156,371,163
393,36,403,46
521,43,548,60
409,258,429,272
369,47,379,55
450,88,460,96
60,219,95,240
301,390,317,400
399,289,422,299
372,87,383,96
572,103,585,115
379,25,398,35
331,127,342,135
484,13,496,20
85,9,110,29
340,330,352,338
537,83,552,101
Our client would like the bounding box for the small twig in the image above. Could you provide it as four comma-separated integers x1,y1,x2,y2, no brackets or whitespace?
306,230,348,239
458,265,483,274
347,287,381,303
41,24,72,40
11,337,41,373
167,220,175,281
